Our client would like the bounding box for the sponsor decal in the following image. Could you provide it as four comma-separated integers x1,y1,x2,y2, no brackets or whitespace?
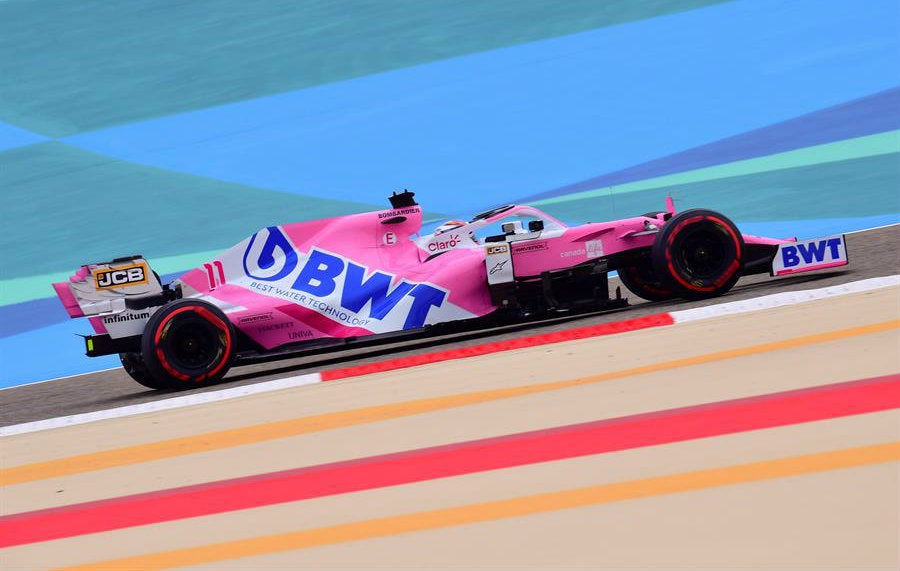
428,233,462,252
419,226,478,254
378,207,421,219
243,227,447,330
512,241,548,254
586,239,603,259
101,308,157,338
489,260,509,275
382,231,397,246
485,243,514,285
256,321,293,333
560,249,586,258
289,330,315,340
93,262,149,289
781,239,842,267
772,235,848,276
239,313,273,325
204,261,226,289
102,311,150,324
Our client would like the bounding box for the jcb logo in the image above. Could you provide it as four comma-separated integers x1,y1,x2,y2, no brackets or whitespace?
94,263,149,289
487,244,509,255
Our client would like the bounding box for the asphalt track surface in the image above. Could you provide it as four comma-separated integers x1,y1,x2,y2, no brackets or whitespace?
2,225,898,428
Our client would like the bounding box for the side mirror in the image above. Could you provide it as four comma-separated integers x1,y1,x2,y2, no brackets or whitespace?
528,220,544,232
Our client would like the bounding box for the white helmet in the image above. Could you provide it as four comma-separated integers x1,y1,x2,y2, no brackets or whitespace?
434,219,479,244
435,219,467,234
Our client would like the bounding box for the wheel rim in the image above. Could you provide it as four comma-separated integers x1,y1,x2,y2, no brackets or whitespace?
676,227,730,280
159,315,225,374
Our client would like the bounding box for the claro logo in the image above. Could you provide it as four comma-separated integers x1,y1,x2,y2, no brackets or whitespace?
428,233,461,252
93,263,149,289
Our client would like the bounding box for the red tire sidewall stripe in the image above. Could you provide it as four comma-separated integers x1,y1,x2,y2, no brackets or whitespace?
664,214,741,292
193,306,233,380
624,266,670,296
152,305,233,382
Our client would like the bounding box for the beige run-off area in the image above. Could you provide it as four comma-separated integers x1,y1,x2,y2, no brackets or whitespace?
2,286,899,570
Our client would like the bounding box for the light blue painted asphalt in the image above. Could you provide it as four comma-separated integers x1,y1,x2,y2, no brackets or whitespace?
523,87,900,202
0,319,119,389
64,0,900,215
734,214,900,242
0,121,47,152
3,215,897,389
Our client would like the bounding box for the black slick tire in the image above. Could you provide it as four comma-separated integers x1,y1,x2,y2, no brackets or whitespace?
140,299,236,390
617,250,675,302
651,209,744,300
119,352,169,390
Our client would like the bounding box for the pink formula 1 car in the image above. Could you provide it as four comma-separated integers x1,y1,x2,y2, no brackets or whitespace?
53,191,848,389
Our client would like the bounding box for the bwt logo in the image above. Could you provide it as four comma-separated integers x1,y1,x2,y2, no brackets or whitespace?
781,238,843,268
243,227,447,329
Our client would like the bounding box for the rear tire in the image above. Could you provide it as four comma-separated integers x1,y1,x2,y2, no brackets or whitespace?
652,209,744,300
140,299,236,390
119,352,169,390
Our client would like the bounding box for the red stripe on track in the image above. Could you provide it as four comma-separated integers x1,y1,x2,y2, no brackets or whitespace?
2,374,897,547
321,313,674,381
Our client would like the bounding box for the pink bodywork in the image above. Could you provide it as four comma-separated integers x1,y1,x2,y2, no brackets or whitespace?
169,202,791,350
176,206,493,349
53,199,794,349
53,271,109,334
53,281,83,318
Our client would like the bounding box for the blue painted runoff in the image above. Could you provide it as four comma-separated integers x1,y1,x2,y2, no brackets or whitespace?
525,87,900,202
64,0,900,215
0,319,119,389
0,121,47,152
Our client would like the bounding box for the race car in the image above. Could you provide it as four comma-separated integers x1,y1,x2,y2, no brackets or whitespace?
53,190,849,390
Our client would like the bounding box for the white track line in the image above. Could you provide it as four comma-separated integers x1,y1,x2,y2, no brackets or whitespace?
847,221,900,234
0,373,321,437
3,274,899,437
0,366,121,392
671,275,900,323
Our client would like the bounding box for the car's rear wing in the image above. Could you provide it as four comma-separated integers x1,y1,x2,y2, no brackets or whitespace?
52,255,173,340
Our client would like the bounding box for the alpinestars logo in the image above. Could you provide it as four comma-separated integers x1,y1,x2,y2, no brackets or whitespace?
489,260,508,275
242,226,455,331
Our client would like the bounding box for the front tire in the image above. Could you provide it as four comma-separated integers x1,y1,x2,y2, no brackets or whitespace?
617,250,675,302
652,209,744,300
140,299,236,390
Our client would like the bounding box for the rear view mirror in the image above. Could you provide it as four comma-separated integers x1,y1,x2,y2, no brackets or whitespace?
528,220,544,232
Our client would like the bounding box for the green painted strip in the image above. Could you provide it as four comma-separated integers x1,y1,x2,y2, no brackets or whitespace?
0,142,395,280
0,249,222,306
536,152,900,224
531,130,900,207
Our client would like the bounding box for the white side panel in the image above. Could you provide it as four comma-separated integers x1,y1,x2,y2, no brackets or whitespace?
771,234,848,276
485,243,514,285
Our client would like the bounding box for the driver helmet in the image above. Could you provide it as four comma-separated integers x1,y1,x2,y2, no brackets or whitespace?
435,219,479,244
